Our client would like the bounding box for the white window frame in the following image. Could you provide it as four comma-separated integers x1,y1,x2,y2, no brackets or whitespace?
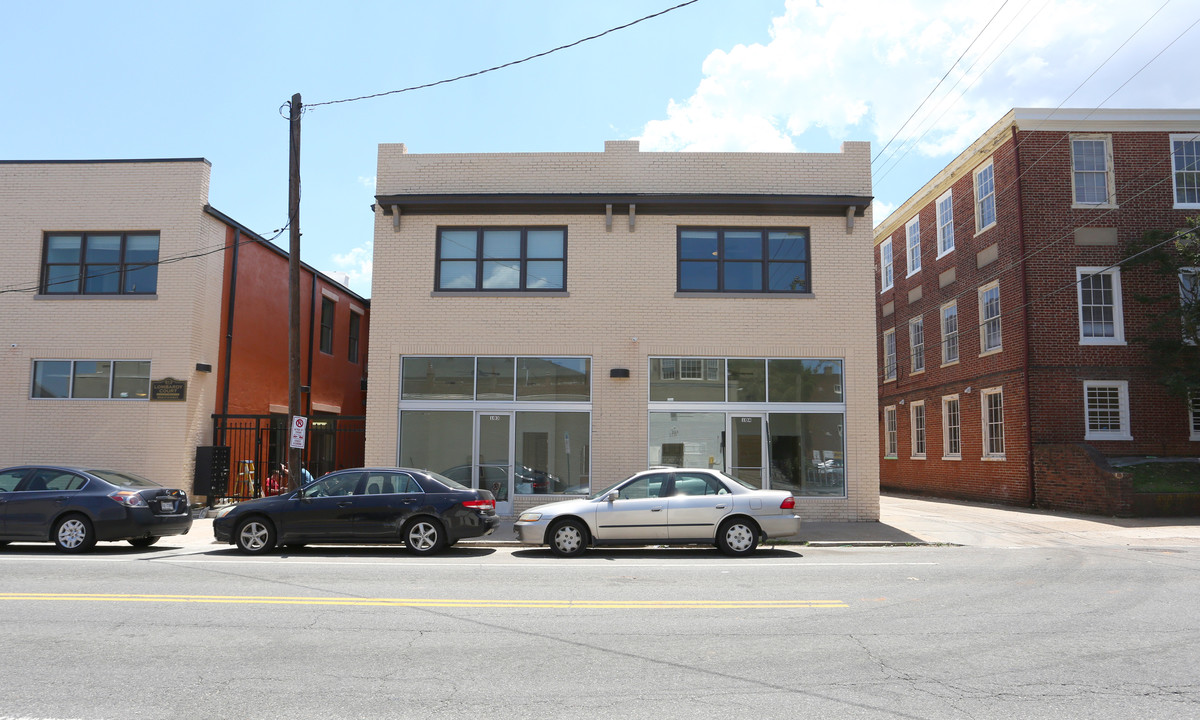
910,400,926,459
1084,380,1133,441
942,394,961,460
909,316,925,374
884,405,898,458
974,159,997,234
1076,267,1126,345
1189,391,1200,442
883,328,897,382
941,300,959,366
1181,267,1199,345
935,189,955,258
880,238,894,292
1070,134,1116,208
979,281,1002,356
906,216,921,276
982,387,1005,460
1170,133,1200,210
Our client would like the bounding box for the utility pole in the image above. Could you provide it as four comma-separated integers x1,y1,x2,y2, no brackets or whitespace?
287,93,304,490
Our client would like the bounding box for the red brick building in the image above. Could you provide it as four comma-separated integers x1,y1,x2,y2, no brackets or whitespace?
874,109,1200,514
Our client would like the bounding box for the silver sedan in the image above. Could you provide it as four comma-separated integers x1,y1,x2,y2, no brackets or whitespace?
515,468,800,557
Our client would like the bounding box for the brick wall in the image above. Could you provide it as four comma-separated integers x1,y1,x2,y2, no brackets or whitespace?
1033,444,1132,516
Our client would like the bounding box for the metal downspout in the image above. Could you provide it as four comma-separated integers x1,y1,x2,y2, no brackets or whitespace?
220,228,241,439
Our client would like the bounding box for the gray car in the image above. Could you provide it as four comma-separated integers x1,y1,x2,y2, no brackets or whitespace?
515,468,800,557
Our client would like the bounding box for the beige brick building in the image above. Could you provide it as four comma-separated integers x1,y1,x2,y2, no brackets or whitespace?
368,140,878,521
0,160,225,490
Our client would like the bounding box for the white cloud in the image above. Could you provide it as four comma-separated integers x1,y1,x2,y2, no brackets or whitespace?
357,175,376,190
331,240,373,296
637,0,1200,207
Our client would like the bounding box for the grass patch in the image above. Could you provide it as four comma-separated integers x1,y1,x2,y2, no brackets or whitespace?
1124,462,1200,493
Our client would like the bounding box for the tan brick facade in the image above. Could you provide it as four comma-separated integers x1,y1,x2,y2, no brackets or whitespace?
369,141,879,521
0,160,225,491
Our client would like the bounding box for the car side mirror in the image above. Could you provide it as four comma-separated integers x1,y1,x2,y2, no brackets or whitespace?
606,491,619,503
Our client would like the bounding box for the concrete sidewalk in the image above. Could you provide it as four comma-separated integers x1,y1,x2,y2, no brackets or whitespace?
183,494,1200,550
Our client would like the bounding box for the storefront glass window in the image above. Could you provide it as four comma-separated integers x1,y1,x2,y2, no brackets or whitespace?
401,357,474,400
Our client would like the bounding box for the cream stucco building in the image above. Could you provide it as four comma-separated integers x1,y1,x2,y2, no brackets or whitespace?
367,140,878,521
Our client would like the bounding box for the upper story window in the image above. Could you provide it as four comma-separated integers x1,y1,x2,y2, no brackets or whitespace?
905,217,921,276
880,239,894,292
979,281,1002,354
910,401,926,459
941,301,959,365
348,311,362,362
31,359,150,399
883,328,897,382
1077,267,1125,345
936,190,954,257
1171,134,1200,209
40,232,159,295
319,298,335,354
974,160,997,233
909,316,925,374
437,227,566,291
678,228,809,293
1071,135,1115,207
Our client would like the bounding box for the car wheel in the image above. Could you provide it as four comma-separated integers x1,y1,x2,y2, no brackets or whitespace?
717,518,760,557
549,518,588,558
404,518,447,555
128,537,160,548
54,514,97,553
235,517,277,554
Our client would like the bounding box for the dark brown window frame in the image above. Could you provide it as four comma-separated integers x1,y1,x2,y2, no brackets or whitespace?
676,226,811,294
434,226,567,292
39,231,160,295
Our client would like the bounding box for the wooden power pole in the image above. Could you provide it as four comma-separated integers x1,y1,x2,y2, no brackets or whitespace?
287,93,304,489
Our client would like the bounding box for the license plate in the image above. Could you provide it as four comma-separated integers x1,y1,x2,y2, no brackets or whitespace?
160,501,174,512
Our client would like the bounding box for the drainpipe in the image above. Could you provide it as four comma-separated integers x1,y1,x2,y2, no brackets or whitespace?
220,228,241,432
306,273,316,418
1011,125,1036,508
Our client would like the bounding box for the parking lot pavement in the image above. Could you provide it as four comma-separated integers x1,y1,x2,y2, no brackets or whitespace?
179,494,1200,551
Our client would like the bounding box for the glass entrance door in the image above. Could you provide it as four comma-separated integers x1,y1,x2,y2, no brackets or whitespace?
476,413,513,515
728,414,766,488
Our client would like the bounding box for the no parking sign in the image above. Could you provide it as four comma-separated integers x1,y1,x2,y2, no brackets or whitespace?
289,416,308,449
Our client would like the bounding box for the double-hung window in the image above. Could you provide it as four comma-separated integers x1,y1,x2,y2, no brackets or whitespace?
974,160,996,233
941,301,959,365
942,395,961,459
678,228,810,293
1190,391,1200,441
32,360,151,399
910,401,926,459
1084,380,1132,441
1077,267,1125,344
348,311,362,362
1071,134,1115,207
883,329,897,382
982,388,1005,458
880,239,894,292
909,316,925,374
319,298,335,354
936,190,954,257
979,282,1002,354
905,217,921,276
884,406,898,458
437,227,566,291
40,232,159,295
1171,133,1200,209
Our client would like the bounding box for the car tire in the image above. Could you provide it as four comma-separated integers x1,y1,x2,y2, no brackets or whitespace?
548,518,588,558
716,518,760,557
404,518,447,555
54,514,97,553
235,517,277,554
128,537,160,548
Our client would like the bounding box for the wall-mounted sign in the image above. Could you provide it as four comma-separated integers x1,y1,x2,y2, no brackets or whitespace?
150,377,187,401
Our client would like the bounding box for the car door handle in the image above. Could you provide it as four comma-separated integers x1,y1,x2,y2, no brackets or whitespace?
715,504,727,509
338,501,353,507
651,506,663,512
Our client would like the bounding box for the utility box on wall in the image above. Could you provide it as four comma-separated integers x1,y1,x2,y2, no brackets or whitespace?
194,445,231,501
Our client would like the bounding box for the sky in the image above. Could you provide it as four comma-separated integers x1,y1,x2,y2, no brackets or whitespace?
3,0,1198,298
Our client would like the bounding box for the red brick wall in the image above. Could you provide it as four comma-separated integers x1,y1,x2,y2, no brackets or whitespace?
1033,444,1132,516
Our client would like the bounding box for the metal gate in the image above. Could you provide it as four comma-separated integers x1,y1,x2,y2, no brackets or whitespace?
207,414,365,501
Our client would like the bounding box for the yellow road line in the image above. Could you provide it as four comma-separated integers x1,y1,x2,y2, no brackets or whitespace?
0,592,848,609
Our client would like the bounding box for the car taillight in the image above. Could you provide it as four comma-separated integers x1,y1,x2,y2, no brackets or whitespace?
109,491,147,508
780,496,796,510
462,499,495,510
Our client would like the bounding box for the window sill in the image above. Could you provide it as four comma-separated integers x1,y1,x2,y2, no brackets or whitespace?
1071,202,1117,210
1079,338,1126,346
906,269,921,279
1085,433,1133,442
911,455,926,460
936,249,955,260
979,347,1003,358
981,455,1006,461
975,222,997,238
941,359,960,368
1174,203,1200,211
35,294,158,301
942,455,962,461
883,376,896,384
884,455,898,460
674,291,815,299
910,369,925,377
432,290,569,298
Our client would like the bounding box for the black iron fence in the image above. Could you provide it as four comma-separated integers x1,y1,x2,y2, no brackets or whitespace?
201,414,365,501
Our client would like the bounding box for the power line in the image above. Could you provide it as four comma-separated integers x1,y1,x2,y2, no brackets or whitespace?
302,1,701,111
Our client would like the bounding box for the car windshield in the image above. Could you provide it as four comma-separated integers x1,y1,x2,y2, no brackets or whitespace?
86,469,161,488
425,470,471,491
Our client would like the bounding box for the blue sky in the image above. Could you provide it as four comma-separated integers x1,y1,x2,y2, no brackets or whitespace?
4,0,1198,297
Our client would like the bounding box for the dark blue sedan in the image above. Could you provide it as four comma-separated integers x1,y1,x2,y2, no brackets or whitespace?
212,467,500,555
0,465,192,552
